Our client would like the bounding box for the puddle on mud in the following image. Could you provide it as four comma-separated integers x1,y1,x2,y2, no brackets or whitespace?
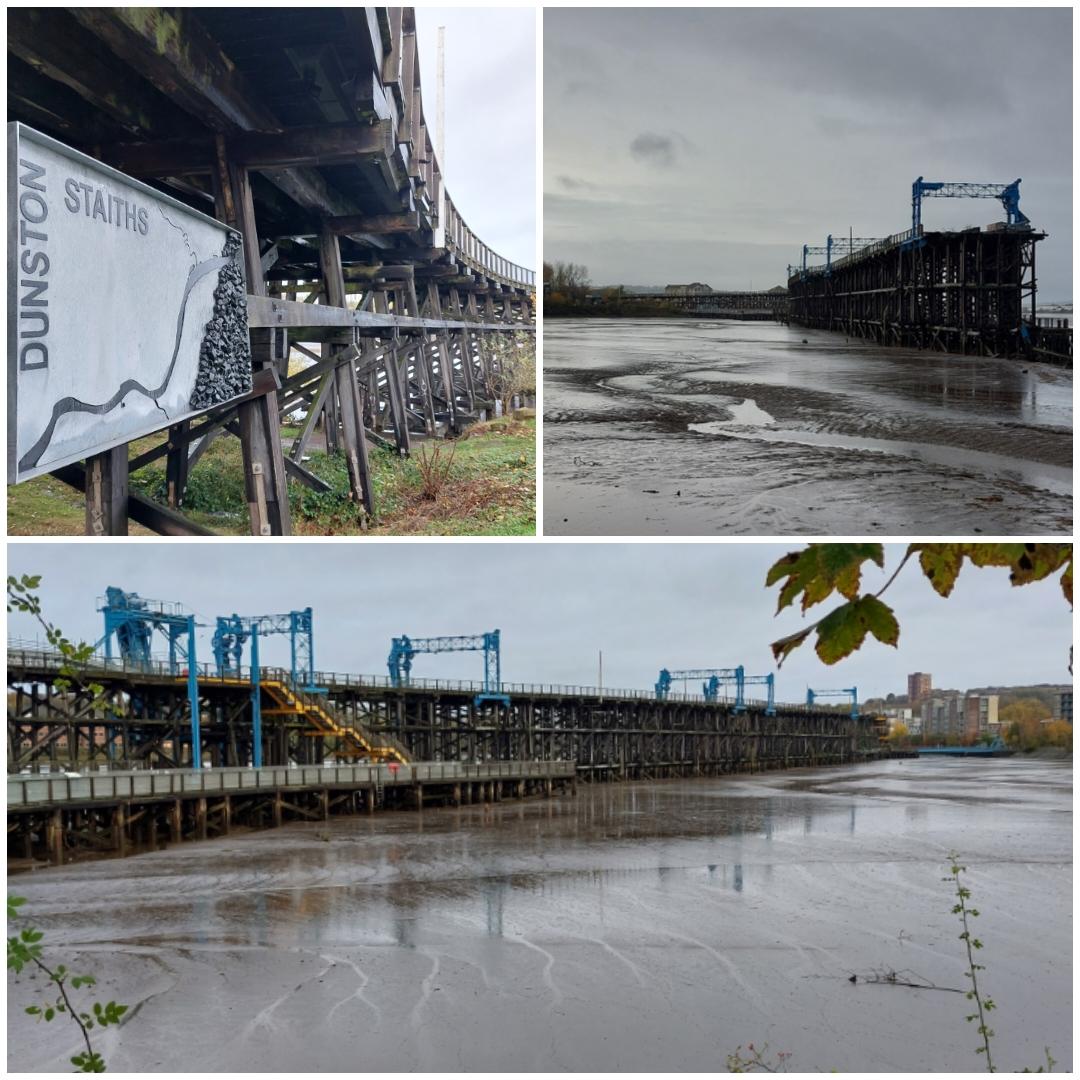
709,397,777,426
687,420,1072,496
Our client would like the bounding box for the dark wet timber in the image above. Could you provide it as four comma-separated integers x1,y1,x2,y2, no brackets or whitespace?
7,644,877,787
5,760,1071,1072
8,761,575,866
786,226,1070,362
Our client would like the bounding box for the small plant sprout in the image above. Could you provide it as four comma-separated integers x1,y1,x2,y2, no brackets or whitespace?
8,895,127,1072
725,1042,793,1073
946,853,996,1071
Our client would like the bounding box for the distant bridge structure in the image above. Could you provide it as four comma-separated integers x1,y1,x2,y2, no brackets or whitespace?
599,289,788,319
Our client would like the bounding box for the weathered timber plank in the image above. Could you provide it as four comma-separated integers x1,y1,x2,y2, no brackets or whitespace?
246,295,520,333
106,121,393,175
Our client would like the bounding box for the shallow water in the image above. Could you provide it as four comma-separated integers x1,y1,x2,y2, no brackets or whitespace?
543,319,1073,535
7,759,1072,1072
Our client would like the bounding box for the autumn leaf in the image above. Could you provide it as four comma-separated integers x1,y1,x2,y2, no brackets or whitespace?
814,595,900,665
912,543,1072,600
766,543,884,614
1002,543,1071,589
768,543,1070,670
770,627,812,667
911,543,965,598
962,543,1028,569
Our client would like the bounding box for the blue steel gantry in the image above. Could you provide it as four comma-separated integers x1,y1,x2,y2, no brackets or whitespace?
795,178,1030,272
655,666,776,715
911,177,1029,238
807,687,859,720
387,631,510,708
97,586,202,768
211,608,319,769
212,609,316,690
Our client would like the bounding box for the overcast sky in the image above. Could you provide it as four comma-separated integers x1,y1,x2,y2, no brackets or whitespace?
545,8,1072,298
7,543,1071,703
416,8,535,270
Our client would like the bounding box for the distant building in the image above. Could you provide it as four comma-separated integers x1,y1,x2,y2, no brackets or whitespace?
884,705,918,735
964,694,999,739
922,693,964,740
664,283,712,295
1060,690,1072,724
908,672,932,705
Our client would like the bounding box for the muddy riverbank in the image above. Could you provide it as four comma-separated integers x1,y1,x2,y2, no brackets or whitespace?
543,319,1072,535
7,759,1071,1072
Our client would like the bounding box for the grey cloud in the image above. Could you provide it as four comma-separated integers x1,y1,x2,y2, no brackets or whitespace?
630,133,678,167
545,8,1071,294
556,175,599,192
6,545,1071,703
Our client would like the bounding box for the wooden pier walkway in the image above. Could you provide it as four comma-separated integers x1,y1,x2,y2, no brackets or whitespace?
8,760,576,867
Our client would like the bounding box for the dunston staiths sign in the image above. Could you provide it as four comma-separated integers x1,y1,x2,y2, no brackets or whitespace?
8,123,252,483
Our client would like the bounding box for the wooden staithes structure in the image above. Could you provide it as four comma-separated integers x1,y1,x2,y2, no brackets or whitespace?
8,7,534,534
785,226,1051,360
7,644,874,781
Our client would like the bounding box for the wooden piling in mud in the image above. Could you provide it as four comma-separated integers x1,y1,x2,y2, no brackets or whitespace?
8,761,576,867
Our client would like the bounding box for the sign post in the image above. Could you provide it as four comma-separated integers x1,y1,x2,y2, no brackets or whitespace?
8,123,253,512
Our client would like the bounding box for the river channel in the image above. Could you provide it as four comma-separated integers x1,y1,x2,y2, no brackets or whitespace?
543,318,1073,535
7,759,1071,1072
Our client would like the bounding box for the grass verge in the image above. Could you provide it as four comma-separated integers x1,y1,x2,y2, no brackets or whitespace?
6,416,535,537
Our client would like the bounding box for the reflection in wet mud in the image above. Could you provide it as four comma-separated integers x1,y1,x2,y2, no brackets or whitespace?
7,760,1072,1072
544,319,1073,535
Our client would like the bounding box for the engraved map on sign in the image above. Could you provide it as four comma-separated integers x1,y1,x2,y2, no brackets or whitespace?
9,124,252,483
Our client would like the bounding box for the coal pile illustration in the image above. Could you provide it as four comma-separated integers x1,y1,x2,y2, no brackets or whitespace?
189,232,253,409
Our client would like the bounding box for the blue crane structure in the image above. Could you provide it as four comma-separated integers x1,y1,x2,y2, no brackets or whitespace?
97,586,202,768
801,236,880,277
655,666,776,715
807,687,859,720
387,631,510,708
212,609,316,689
211,608,319,769
793,179,1030,274
911,178,1029,240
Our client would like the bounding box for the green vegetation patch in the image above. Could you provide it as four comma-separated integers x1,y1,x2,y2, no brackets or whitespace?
7,418,536,537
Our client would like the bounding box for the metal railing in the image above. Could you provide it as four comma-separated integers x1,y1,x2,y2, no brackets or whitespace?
7,760,577,808
7,642,792,711
793,227,920,281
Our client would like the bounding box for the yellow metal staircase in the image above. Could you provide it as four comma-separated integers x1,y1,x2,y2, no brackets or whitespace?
262,679,410,764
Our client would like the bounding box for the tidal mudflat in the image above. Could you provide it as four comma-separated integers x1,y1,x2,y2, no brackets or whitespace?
7,758,1071,1072
543,318,1072,535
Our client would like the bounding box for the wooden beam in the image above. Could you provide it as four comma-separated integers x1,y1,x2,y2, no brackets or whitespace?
52,466,214,536
106,121,393,176
246,295,519,333
323,211,421,236
69,7,364,219
69,8,280,133
320,231,375,513
7,9,201,140
282,456,332,493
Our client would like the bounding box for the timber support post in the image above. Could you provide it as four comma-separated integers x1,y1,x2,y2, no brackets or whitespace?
319,231,375,513
85,447,129,536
